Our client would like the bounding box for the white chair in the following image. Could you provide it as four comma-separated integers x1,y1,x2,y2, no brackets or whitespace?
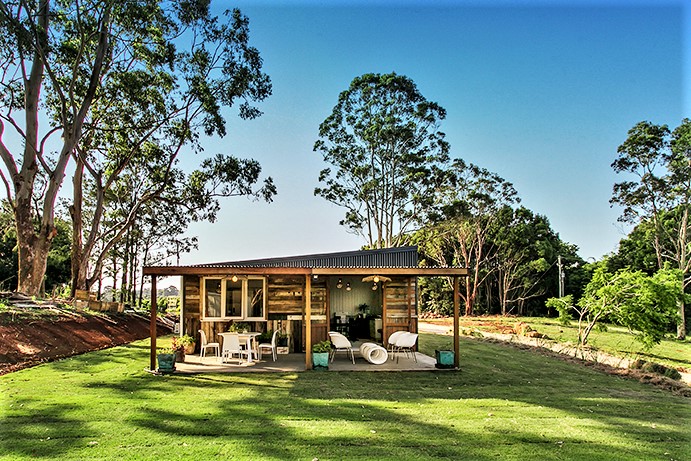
394,332,419,363
199,330,220,358
328,331,355,364
221,333,250,363
386,330,407,360
258,330,279,362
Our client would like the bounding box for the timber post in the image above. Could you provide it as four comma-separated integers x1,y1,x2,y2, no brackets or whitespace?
150,275,157,371
305,274,312,370
453,276,460,369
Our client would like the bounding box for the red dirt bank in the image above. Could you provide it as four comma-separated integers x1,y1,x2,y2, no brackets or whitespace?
0,311,169,375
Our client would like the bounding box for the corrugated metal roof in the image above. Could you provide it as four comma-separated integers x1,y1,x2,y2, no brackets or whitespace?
193,246,419,269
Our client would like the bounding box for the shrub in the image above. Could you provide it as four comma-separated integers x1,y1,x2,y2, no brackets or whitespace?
312,340,332,353
631,359,682,380
640,361,682,380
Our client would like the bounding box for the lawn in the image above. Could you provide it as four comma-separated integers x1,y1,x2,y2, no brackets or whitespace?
1,335,689,460
443,316,691,372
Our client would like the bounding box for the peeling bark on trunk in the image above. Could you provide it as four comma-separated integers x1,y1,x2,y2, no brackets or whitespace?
70,158,86,295
15,201,53,295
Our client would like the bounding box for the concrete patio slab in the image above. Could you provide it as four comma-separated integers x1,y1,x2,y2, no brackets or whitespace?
173,347,445,374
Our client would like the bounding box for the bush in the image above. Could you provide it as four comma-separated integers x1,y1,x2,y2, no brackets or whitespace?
312,340,332,353
630,359,682,380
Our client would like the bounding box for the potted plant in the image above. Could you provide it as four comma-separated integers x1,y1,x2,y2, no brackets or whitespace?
258,329,273,343
277,332,290,354
312,340,332,369
170,339,185,363
157,348,176,374
174,334,196,354
228,322,250,333
434,349,455,369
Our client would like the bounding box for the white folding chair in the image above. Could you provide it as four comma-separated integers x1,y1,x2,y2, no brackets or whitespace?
258,330,279,362
328,331,355,364
199,330,220,359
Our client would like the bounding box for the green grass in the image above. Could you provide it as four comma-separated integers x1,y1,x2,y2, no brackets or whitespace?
1,335,689,460
454,316,691,371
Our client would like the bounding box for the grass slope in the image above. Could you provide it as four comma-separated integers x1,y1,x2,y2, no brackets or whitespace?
1,335,689,460
453,317,691,371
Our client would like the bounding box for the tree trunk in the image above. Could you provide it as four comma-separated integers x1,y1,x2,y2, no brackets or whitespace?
70,158,86,295
120,237,128,304
111,256,118,302
15,204,53,295
677,299,686,340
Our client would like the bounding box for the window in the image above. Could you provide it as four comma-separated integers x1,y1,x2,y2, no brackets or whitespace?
202,276,266,320
204,279,222,318
246,278,265,320
225,278,243,318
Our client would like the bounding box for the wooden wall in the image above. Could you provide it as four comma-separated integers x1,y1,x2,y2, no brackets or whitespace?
267,275,327,315
180,273,417,351
182,274,329,352
383,277,417,346
182,275,202,350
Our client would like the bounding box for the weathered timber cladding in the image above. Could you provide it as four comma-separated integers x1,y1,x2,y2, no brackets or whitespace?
267,276,327,315
383,277,417,345
310,279,327,316
301,322,327,350
267,276,303,315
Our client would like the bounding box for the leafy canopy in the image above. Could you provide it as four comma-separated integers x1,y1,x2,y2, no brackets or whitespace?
550,265,682,349
314,72,449,248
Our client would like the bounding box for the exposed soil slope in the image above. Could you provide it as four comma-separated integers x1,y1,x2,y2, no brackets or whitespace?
0,304,170,375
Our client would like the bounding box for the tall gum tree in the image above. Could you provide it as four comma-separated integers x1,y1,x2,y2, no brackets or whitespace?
0,1,273,295
415,159,520,316
611,119,690,339
314,72,449,248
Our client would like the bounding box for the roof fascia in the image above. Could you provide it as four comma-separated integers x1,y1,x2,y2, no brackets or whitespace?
143,266,468,277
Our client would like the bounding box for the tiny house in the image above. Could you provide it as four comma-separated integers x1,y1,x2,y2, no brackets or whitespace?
144,246,467,369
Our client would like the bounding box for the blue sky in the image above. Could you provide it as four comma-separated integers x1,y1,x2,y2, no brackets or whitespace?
181,0,687,265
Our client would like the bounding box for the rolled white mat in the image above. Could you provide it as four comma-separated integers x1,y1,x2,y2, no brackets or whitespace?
359,342,388,365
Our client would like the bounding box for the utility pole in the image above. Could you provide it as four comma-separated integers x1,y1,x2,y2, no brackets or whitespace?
557,255,565,298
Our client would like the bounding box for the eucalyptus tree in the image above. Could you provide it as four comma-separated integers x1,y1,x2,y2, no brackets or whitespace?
0,204,71,293
0,1,272,296
79,152,273,295
491,206,570,315
314,72,449,248
415,159,520,316
611,119,690,339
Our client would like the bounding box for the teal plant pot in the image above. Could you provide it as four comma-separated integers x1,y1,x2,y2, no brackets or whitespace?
312,352,330,369
435,350,455,369
157,353,176,374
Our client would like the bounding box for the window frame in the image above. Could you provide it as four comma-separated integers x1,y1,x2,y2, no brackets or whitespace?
244,276,267,321
201,276,267,321
202,277,225,321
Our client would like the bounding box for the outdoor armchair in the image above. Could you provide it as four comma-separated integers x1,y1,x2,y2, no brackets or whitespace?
394,332,419,363
386,330,407,359
328,331,355,364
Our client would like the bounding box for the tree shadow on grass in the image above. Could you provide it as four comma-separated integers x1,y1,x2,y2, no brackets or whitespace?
0,399,91,458
3,338,689,460
77,368,688,460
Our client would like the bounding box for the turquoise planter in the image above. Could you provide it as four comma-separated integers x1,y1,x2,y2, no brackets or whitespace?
157,353,176,374
312,352,329,369
435,350,455,369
